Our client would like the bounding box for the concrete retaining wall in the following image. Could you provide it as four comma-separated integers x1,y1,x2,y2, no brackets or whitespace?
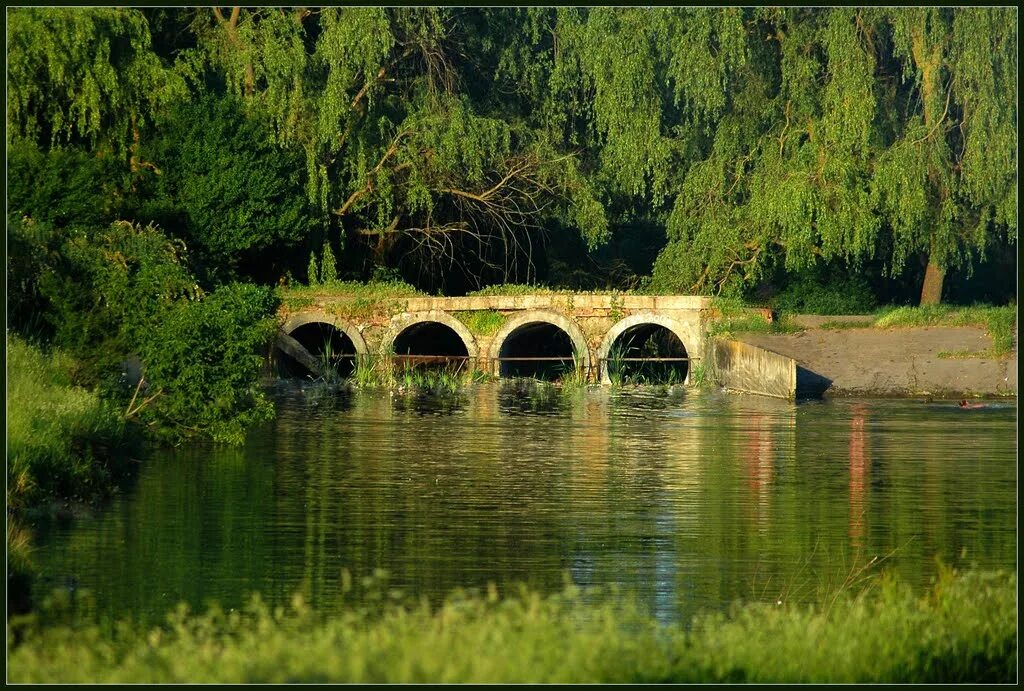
712,339,796,399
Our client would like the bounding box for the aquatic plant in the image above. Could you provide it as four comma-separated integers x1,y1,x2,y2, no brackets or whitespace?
557,346,589,388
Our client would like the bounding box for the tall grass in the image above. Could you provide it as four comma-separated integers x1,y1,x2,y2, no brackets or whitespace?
395,364,463,395
556,346,589,388
7,567,1015,683
6,335,136,511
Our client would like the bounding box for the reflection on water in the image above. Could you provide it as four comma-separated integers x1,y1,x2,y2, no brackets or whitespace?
30,386,1017,627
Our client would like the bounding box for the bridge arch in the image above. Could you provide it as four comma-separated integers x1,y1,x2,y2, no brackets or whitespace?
489,310,593,380
384,310,479,368
597,312,693,384
278,312,367,378
282,313,368,355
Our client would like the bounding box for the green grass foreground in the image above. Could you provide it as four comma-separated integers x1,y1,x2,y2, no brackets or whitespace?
6,335,137,511
7,568,1015,683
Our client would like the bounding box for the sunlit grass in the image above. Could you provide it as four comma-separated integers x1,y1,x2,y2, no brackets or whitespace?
873,305,1016,356
281,280,425,299
453,309,507,336
7,567,1015,683
6,335,135,510
705,298,803,339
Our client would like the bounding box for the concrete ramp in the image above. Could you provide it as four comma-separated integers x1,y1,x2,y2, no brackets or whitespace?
712,339,797,399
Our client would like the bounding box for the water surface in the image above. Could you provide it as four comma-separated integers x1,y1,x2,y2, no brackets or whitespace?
31,385,1017,625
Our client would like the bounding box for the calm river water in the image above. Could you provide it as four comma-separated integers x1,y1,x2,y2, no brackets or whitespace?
31,384,1017,626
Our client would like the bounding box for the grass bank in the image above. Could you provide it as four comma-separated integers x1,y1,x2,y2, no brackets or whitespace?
6,335,143,614
705,297,803,339
873,304,1017,356
719,301,1017,358
6,566,1013,683
6,335,139,512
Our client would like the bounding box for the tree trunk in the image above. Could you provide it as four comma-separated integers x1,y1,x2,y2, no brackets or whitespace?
911,20,947,309
919,259,945,305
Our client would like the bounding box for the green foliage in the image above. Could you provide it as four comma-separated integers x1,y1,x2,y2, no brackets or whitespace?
6,335,136,511
705,298,803,339
395,366,464,395
138,95,315,275
283,280,424,300
6,7,185,153
307,252,320,286
36,221,200,382
468,284,557,297
7,568,1016,683
6,144,132,230
454,310,507,336
647,7,1016,302
319,240,339,284
770,274,877,315
13,217,281,444
185,7,611,282
138,283,279,444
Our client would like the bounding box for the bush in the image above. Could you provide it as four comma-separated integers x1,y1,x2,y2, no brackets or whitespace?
770,274,877,315
13,218,281,444
138,283,279,443
36,220,200,384
6,143,132,230
138,94,316,278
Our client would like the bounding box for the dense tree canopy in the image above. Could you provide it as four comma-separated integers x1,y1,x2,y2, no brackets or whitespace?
6,6,1017,300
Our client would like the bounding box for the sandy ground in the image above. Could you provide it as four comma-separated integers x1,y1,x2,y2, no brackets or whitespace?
736,323,1018,398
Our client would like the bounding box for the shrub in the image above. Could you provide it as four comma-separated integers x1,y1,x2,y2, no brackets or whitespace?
138,94,316,277
770,275,877,315
320,240,338,284
36,220,200,384
6,143,131,230
138,283,279,443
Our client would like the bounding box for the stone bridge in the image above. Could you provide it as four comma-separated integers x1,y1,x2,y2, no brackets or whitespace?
276,293,720,384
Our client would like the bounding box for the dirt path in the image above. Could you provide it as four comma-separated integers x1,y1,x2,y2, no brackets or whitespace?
736,324,1017,398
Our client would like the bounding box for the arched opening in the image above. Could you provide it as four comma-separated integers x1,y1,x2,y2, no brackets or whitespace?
392,321,470,372
280,322,357,379
498,322,578,381
605,323,689,385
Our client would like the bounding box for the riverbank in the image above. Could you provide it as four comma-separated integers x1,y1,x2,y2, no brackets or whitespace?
733,306,1017,398
6,335,142,613
7,567,1015,683
6,336,140,513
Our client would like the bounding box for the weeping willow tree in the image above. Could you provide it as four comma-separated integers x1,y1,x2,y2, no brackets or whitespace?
647,7,1016,304
182,7,609,287
6,7,186,161
6,7,1016,299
